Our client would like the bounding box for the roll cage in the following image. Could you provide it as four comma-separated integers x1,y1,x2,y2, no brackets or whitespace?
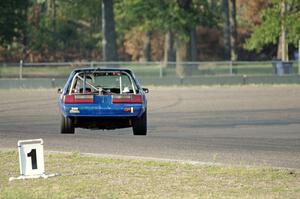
66,69,140,95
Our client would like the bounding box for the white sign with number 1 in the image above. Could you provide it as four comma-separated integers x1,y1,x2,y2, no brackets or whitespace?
18,139,45,176
9,139,58,181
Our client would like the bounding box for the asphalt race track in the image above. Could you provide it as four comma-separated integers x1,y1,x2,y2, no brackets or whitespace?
0,86,300,169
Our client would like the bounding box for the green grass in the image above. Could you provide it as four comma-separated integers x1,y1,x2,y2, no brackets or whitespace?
0,65,162,77
0,66,72,77
1,63,299,78
0,150,299,199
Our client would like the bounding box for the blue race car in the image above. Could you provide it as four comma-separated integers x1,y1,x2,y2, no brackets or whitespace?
58,68,148,135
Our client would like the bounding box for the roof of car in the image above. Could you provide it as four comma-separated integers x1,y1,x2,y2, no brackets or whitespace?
72,67,133,74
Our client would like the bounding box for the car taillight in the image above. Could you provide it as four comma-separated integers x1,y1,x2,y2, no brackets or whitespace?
63,95,94,104
112,94,143,104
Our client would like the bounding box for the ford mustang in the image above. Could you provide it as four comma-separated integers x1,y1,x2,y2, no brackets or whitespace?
58,68,148,135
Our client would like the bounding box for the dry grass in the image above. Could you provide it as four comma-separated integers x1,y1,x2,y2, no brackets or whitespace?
0,150,299,199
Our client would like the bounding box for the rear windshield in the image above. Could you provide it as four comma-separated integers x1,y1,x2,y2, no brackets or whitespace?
68,71,138,95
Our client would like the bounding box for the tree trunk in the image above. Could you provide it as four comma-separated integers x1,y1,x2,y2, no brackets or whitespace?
229,0,237,61
189,27,197,61
21,0,30,61
176,37,189,78
208,0,217,11
176,29,198,77
277,35,283,60
163,31,176,68
176,0,196,76
277,0,289,61
102,0,118,62
51,0,56,32
279,26,289,62
142,31,152,62
46,0,56,32
222,0,231,60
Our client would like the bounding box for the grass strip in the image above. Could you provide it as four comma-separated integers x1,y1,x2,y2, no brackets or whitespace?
0,150,299,199
1,65,297,77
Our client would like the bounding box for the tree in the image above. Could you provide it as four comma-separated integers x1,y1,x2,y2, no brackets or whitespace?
229,0,237,61
102,0,118,61
115,0,165,61
222,0,231,60
175,0,196,77
24,0,102,61
245,0,300,61
1,0,219,62
47,0,56,32
163,31,176,67
142,31,152,62
155,0,213,75
0,0,29,46
115,0,213,71
238,0,270,26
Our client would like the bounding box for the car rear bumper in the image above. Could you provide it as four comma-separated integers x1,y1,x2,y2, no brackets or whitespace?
60,103,145,118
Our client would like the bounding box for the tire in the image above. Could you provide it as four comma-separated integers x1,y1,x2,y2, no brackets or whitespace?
60,115,75,134
132,110,147,135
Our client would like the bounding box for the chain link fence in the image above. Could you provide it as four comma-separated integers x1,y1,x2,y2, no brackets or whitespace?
0,60,299,79
0,61,299,88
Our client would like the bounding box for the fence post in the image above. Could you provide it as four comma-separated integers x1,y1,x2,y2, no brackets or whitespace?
19,60,23,80
159,63,163,78
51,78,56,88
242,75,247,85
229,61,233,75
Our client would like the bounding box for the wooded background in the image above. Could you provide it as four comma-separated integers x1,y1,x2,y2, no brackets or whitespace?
0,0,299,63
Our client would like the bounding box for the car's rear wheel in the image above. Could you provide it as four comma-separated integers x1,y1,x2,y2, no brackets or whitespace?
132,110,147,135
60,115,75,134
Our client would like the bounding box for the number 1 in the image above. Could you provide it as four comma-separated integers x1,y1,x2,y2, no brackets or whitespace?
27,149,38,169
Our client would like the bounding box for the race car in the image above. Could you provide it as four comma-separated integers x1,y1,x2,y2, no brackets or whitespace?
58,68,148,135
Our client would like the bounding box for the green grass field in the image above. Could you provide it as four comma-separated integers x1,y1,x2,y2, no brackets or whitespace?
0,65,162,77
0,150,299,199
1,62,298,78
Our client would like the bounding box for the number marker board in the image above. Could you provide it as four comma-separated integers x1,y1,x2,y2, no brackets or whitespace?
9,139,59,181
18,139,45,176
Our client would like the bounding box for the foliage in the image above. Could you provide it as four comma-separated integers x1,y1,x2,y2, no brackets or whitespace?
28,0,101,51
115,0,215,37
245,0,300,52
0,0,29,46
115,0,216,61
1,0,296,61
237,0,271,27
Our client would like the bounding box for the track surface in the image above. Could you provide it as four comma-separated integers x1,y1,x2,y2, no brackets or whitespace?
0,86,300,168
